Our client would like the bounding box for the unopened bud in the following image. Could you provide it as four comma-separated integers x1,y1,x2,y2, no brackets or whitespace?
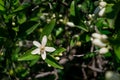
99,1,107,8
99,47,108,54
101,34,108,40
12,22,15,26
92,33,101,39
98,8,106,16
88,14,93,19
66,22,75,27
92,39,106,47
55,57,60,60
101,34,108,42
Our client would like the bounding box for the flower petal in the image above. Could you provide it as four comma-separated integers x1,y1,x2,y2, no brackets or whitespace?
31,48,40,54
41,35,47,46
45,47,56,52
41,51,46,60
33,41,41,47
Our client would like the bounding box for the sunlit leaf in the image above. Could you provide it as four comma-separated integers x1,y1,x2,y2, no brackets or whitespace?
0,0,5,12
51,47,66,56
18,50,40,61
45,55,63,69
70,1,75,16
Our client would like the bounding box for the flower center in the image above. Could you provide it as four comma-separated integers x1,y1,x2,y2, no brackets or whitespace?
40,46,45,53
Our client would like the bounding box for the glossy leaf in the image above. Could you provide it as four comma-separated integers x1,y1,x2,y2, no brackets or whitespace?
51,47,66,56
70,1,75,16
18,50,40,61
45,55,63,69
0,0,5,13
41,19,56,37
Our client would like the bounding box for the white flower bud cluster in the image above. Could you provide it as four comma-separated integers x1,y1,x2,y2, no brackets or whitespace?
91,33,109,54
94,1,107,16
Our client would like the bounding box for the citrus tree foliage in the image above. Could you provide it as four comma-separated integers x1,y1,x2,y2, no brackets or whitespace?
0,0,120,80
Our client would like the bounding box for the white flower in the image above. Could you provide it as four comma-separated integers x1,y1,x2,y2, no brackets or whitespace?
31,35,56,60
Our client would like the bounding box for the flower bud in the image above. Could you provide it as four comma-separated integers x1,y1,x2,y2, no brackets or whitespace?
66,22,75,27
99,1,107,8
92,33,101,39
98,8,106,17
55,57,60,60
99,47,108,54
88,14,93,20
101,34,108,42
92,39,106,47
101,34,108,40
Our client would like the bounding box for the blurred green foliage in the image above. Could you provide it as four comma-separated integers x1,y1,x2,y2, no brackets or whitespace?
0,0,120,80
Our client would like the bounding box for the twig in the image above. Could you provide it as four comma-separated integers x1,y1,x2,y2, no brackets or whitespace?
88,66,103,72
35,69,59,80
35,72,53,78
73,54,84,57
82,63,87,79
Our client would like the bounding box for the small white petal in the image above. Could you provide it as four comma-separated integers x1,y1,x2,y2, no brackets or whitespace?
41,51,46,60
33,41,41,47
45,47,56,52
42,35,47,46
31,48,40,54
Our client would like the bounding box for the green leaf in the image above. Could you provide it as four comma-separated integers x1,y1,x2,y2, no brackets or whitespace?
51,47,66,56
70,1,75,16
26,23,40,35
12,47,21,61
76,25,88,32
17,13,27,24
45,55,63,69
13,3,30,13
18,50,40,61
0,0,5,13
114,45,120,60
85,35,90,42
105,2,120,29
29,57,40,66
41,19,56,37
